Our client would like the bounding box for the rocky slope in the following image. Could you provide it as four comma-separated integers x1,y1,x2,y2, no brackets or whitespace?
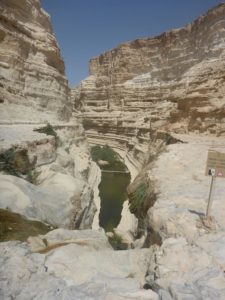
0,0,71,122
73,3,225,171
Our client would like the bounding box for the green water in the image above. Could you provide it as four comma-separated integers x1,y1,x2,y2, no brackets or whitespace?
0,209,52,242
99,171,131,231
91,145,131,231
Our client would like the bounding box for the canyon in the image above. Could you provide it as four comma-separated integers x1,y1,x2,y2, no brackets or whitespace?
1,0,225,299
73,3,225,163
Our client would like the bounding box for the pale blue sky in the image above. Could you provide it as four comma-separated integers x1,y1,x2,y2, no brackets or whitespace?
41,0,222,87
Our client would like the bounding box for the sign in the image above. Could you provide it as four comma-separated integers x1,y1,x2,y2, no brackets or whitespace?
205,150,225,178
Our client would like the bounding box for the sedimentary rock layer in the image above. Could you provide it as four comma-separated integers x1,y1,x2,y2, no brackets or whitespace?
0,0,99,231
74,3,225,169
0,0,71,121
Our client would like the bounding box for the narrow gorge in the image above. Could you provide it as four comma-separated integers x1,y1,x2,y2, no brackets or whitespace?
1,1,225,299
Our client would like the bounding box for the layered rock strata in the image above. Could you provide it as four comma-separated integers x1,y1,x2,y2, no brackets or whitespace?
72,5,225,298
73,3,225,172
0,0,99,229
0,0,71,122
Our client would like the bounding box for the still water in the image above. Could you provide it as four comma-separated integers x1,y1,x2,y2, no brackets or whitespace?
99,171,131,231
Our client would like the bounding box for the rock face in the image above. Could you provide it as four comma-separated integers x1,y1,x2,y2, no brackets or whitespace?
0,229,159,300
149,237,225,299
144,134,225,298
0,0,71,122
73,3,225,171
0,122,99,229
0,0,99,230
148,134,225,242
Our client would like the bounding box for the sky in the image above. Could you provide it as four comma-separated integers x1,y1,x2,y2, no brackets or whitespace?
41,0,223,87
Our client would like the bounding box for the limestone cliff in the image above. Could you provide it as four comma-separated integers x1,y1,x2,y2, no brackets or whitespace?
0,0,99,230
74,3,225,171
0,0,71,122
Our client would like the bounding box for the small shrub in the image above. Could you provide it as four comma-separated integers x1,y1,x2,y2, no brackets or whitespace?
101,145,117,163
0,148,19,176
34,123,59,147
90,145,102,162
129,183,148,215
90,144,126,171
0,148,39,184
108,232,127,250
34,123,57,138
104,220,116,233
26,169,41,184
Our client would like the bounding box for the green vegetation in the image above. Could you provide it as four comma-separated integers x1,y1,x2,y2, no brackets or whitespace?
0,148,18,176
108,232,127,250
129,183,148,215
91,144,126,171
91,144,116,164
0,148,39,184
26,169,41,185
34,122,57,138
34,122,59,147
104,220,115,233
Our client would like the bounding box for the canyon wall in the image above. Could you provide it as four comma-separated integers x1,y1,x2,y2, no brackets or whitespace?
0,0,99,230
0,0,71,122
73,3,225,171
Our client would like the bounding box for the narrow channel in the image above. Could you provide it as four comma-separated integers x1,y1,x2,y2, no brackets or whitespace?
91,145,131,231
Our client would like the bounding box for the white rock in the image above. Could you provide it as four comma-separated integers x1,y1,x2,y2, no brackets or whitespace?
28,228,112,252
148,136,225,243
148,237,225,299
0,173,91,228
0,231,158,300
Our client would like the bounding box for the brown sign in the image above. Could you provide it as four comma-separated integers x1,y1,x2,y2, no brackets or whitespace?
206,150,225,178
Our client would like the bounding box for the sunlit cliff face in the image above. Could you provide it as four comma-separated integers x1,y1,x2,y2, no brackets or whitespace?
0,0,71,122
74,3,225,147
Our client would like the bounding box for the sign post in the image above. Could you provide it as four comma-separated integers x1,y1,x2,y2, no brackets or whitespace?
205,150,225,216
206,175,215,217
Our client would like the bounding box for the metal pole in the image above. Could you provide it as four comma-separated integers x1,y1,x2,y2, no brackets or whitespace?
206,176,215,217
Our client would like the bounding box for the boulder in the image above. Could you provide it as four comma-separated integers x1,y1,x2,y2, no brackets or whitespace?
0,173,92,228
